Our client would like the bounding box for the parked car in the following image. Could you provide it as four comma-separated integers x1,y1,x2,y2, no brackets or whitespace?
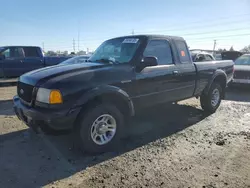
191,51,215,62
214,53,222,60
231,54,250,85
13,35,234,153
59,55,91,65
0,46,71,78
221,51,243,61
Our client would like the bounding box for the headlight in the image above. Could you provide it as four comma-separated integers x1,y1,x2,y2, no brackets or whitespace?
36,88,63,104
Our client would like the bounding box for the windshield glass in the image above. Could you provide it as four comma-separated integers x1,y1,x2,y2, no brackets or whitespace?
191,53,197,61
235,55,250,65
60,56,90,65
0,47,6,53
89,37,141,64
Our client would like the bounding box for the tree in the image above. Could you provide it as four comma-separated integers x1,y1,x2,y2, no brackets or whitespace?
217,48,227,52
63,51,68,56
60,51,68,56
45,51,57,56
229,46,234,51
240,45,250,53
77,50,87,55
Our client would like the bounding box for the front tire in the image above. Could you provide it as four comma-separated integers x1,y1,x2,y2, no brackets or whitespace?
200,83,222,114
74,104,124,153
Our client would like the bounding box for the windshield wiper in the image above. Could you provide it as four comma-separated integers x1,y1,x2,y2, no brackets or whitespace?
94,58,118,64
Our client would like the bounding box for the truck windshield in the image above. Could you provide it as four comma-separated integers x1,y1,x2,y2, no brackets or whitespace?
234,55,250,65
88,37,141,64
0,47,5,53
60,56,90,65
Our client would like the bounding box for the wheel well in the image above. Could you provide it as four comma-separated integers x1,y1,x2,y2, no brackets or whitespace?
78,93,131,119
213,75,226,98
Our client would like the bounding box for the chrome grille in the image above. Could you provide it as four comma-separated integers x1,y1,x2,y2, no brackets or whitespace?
17,82,34,103
234,71,250,80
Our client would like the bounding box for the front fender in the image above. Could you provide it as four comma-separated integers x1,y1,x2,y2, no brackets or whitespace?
73,85,135,116
204,69,227,95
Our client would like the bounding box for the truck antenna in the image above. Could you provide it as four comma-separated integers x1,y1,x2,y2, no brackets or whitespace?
73,39,76,53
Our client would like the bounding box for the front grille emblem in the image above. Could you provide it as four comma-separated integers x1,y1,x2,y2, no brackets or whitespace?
20,89,24,95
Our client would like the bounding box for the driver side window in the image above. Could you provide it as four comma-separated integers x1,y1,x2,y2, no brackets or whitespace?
143,40,173,65
1,48,10,58
1,47,25,59
196,54,205,62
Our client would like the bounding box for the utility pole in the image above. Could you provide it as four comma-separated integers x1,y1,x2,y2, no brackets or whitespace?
42,42,45,52
73,39,76,53
132,29,134,35
213,40,217,55
78,29,80,52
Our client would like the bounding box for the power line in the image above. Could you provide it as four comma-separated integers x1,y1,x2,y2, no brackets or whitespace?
77,13,250,40
68,23,250,44
187,33,250,41
187,37,249,44
44,27,250,47
44,32,250,49
181,27,250,37
167,13,250,27
43,16,250,46
136,20,250,34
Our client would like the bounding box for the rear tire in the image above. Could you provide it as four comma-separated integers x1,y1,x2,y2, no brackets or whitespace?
74,103,124,154
200,83,222,114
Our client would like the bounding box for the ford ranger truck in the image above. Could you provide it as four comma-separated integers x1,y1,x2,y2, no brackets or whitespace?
13,35,234,153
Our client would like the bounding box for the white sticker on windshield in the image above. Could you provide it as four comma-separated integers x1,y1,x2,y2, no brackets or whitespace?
122,38,139,43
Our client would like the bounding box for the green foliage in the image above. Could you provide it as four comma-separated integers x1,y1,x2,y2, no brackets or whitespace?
240,45,250,53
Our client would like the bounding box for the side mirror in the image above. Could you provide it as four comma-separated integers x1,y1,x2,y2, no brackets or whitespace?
142,56,158,67
0,55,5,60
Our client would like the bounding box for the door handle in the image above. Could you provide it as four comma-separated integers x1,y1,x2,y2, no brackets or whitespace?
172,70,179,75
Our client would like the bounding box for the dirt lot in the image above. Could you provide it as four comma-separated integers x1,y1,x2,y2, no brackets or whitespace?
0,86,249,188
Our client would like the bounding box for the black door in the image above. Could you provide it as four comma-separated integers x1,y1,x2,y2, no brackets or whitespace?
133,39,181,107
174,40,196,99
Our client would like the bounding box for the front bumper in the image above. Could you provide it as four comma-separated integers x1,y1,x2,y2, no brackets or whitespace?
13,96,81,131
232,78,250,84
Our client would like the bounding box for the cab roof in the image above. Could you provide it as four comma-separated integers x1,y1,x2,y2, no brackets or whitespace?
0,46,41,48
111,34,185,41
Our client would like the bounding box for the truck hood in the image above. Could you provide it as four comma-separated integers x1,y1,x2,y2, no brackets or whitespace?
234,65,250,72
19,62,109,86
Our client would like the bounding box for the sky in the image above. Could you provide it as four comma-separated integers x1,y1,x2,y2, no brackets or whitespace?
1,0,250,52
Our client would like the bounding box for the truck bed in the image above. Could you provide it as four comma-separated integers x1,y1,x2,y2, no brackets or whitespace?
194,60,234,95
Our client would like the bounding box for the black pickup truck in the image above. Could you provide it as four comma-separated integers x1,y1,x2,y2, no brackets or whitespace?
13,35,234,153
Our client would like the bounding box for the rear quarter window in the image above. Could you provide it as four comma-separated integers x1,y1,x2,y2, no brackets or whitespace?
23,47,40,57
175,41,191,63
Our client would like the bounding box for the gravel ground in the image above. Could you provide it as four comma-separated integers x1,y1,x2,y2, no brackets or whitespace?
0,86,249,188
